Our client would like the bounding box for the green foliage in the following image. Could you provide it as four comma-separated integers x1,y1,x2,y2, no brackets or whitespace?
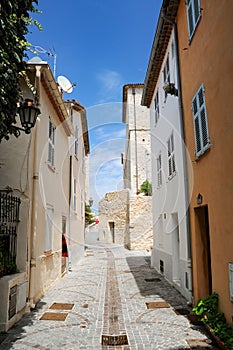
193,292,233,349
85,204,96,227
138,180,152,196
0,0,41,141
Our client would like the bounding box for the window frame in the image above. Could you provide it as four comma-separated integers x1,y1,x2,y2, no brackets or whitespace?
154,90,160,125
186,0,201,40
192,84,210,158
48,118,56,168
156,153,162,188
73,177,77,214
163,54,170,84
74,125,79,158
167,132,176,179
229,263,233,302
45,205,53,253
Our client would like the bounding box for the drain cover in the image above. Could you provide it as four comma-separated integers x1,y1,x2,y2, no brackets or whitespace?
144,278,161,282
49,303,74,310
186,339,212,348
174,308,190,315
101,334,128,346
146,301,170,309
40,312,68,321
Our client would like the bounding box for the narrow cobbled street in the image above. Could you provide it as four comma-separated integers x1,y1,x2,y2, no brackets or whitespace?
0,228,219,350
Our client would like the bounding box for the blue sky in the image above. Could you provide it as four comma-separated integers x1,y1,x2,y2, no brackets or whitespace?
27,0,163,212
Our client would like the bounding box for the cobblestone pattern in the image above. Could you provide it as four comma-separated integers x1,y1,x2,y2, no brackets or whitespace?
0,240,220,350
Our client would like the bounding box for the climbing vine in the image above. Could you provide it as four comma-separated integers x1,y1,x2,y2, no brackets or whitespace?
0,0,41,141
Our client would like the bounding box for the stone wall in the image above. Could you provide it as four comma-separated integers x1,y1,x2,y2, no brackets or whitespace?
127,195,153,251
98,189,153,251
98,190,129,245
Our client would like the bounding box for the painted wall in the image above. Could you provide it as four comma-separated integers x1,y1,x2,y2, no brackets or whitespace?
149,31,192,301
177,0,233,322
68,107,86,267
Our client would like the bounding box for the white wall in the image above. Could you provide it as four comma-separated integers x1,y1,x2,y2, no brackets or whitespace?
149,31,192,301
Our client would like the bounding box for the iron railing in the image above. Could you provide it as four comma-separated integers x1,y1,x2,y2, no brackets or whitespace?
0,193,21,278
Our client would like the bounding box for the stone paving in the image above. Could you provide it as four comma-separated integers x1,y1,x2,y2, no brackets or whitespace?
0,237,220,350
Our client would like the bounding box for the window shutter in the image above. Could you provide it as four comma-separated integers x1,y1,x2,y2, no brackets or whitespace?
192,85,210,157
194,116,202,153
188,5,194,36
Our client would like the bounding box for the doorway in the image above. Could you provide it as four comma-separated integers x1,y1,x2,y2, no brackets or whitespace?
194,205,212,298
61,216,67,274
109,222,115,243
172,213,180,284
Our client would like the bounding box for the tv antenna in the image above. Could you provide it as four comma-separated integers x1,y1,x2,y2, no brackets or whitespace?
30,45,57,78
57,75,77,94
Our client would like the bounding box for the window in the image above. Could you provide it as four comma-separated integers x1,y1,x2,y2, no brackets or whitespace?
157,153,162,187
74,178,77,213
82,144,85,173
48,119,55,167
192,84,210,157
229,263,233,301
171,41,175,59
186,0,201,39
154,90,160,125
74,125,78,157
62,216,66,234
163,55,170,83
81,190,85,218
167,132,176,178
45,205,53,252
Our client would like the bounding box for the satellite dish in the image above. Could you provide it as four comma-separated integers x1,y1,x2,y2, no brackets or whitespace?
57,75,73,93
28,56,44,63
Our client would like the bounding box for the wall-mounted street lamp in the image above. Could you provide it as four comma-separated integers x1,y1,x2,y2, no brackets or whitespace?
11,99,41,136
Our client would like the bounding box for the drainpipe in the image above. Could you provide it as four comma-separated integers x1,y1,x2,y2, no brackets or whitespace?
132,87,139,194
68,154,72,270
162,13,193,294
28,66,41,308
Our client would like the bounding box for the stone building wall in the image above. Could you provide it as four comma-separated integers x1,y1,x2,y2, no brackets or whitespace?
98,189,153,251
98,190,129,245
127,195,153,251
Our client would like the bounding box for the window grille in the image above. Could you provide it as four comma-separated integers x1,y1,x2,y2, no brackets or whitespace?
0,193,20,277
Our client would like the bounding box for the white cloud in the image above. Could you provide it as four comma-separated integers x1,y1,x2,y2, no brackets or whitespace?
96,69,122,103
89,138,124,212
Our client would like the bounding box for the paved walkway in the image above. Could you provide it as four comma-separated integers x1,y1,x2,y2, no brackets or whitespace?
0,237,219,350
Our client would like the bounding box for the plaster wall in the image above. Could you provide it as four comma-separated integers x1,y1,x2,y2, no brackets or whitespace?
149,31,192,301
177,0,233,322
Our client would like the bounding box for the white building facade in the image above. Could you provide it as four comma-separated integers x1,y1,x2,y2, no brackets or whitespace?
65,100,90,267
0,61,89,331
142,26,192,301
